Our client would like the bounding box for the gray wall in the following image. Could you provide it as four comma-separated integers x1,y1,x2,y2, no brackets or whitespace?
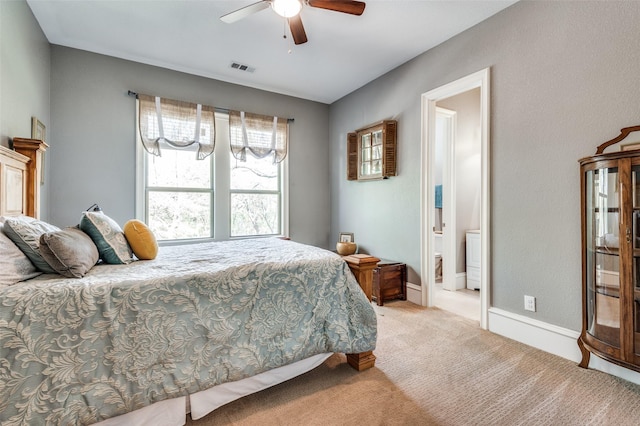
1,0,51,219
49,46,331,248
329,1,640,331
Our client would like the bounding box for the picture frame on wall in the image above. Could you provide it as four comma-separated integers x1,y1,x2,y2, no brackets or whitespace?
31,117,46,184
31,117,46,142
339,232,354,243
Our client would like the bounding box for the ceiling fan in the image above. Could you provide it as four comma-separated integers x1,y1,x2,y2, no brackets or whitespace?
220,0,366,45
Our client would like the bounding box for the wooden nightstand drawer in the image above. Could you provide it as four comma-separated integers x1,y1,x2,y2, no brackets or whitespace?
372,260,406,306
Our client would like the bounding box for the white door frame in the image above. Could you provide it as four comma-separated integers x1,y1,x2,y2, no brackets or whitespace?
420,68,491,330
435,107,458,291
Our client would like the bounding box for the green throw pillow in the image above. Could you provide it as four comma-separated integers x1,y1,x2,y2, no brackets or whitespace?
80,212,133,264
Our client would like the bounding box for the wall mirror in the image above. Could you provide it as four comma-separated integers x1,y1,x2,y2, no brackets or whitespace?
347,120,397,181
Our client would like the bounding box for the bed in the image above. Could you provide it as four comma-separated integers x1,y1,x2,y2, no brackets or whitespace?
0,142,378,425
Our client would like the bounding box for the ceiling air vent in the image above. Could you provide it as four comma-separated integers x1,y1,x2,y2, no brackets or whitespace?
230,62,255,73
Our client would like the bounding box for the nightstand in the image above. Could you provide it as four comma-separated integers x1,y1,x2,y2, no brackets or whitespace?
372,259,406,306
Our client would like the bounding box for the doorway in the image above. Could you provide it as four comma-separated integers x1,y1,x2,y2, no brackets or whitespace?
420,68,490,329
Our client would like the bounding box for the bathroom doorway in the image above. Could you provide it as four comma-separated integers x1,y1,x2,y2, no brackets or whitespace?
420,68,490,329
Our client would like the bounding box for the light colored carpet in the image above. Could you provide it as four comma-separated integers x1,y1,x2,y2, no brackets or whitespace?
187,301,640,425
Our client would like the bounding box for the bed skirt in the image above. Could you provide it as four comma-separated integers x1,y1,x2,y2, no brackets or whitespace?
95,353,333,426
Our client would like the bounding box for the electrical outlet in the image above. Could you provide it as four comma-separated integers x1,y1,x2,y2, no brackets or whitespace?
524,295,536,312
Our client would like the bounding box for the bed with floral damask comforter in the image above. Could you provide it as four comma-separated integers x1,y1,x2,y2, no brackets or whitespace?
0,238,377,425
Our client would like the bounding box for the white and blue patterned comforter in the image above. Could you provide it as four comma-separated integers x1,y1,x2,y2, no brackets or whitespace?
0,238,377,425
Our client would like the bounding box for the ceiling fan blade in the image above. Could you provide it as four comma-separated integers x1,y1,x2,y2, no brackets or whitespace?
288,14,308,45
220,1,271,23
307,0,366,16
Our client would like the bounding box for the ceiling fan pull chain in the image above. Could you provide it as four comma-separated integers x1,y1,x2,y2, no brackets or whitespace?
283,17,287,40
288,28,293,54
282,17,293,54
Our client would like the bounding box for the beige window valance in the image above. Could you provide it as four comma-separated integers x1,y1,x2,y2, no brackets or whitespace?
229,110,288,163
138,94,216,160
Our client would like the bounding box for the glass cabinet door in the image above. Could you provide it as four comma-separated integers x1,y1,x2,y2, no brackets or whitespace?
585,166,621,347
633,164,640,357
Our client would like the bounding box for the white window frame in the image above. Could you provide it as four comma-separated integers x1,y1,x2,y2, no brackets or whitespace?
135,108,289,243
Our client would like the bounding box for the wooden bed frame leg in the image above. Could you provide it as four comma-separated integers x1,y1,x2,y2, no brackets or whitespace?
343,254,380,302
342,254,379,371
346,351,376,371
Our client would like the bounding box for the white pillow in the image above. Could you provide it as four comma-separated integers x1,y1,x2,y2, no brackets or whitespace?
0,221,42,286
3,216,61,273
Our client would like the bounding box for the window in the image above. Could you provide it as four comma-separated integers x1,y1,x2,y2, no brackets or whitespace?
228,110,287,238
145,147,213,240
136,98,288,242
347,120,397,181
230,152,281,237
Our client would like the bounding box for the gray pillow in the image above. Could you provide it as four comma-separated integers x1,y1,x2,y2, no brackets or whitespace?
3,216,61,273
40,227,99,278
0,220,42,286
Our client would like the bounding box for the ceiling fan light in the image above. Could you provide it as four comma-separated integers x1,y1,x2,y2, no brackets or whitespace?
272,0,302,18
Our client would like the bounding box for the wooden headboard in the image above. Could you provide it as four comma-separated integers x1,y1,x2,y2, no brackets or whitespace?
0,139,47,218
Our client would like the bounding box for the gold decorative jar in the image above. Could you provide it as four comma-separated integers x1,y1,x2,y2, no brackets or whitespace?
336,241,357,256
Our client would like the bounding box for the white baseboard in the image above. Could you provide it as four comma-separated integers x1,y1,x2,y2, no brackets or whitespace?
488,308,582,361
456,272,466,290
489,307,640,385
406,282,421,305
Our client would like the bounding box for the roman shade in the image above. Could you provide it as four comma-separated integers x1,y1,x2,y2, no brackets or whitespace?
138,94,216,160
229,110,288,163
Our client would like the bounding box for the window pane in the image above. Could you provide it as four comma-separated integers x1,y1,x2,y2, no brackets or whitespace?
372,130,383,146
230,153,278,190
231,193,279,237
148,191,211,240
362,146,371,161
372,145,381,160
147,149,211,188
361,133,371,149
361,161,370,176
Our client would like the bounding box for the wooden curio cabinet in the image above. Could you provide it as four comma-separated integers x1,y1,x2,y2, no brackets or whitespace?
579,126,640,372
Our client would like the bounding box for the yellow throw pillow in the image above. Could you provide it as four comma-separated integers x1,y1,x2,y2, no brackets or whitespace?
123,219,158,260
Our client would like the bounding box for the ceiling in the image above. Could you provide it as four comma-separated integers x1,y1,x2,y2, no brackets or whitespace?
27,0,516,104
